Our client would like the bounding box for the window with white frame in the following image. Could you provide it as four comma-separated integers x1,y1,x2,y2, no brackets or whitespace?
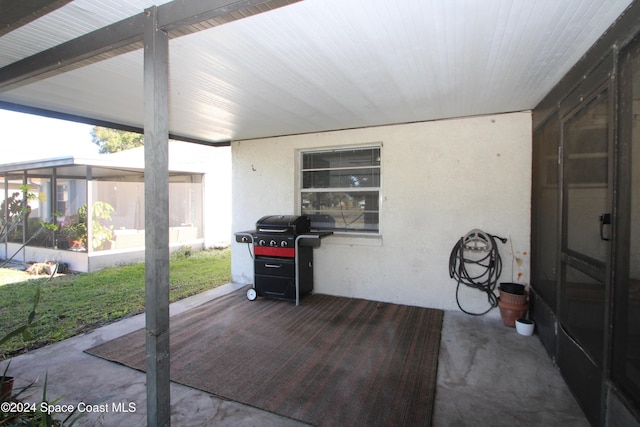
300,146,380,233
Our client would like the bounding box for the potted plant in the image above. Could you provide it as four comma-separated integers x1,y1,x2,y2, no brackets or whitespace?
89,201,114,250
59,202,114,250
0,286,41,401
0,287,91,425
0,185,35,243
60,208,87,250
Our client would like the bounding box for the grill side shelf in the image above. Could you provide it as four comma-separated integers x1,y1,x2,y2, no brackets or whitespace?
234,231,254,244
297,231,334,247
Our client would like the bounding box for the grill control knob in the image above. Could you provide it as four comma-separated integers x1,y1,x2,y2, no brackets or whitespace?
270,240,277,247
258,239,266,246
280,241,288,247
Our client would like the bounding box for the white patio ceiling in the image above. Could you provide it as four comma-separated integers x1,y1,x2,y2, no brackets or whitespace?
0,0,634,145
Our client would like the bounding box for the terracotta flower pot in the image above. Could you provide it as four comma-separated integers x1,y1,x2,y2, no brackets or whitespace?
498,300,529,328
1,376,14,401
499,289,529,306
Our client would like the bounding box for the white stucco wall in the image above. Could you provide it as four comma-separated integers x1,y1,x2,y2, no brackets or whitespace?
199,146,232,248
231,112,532,314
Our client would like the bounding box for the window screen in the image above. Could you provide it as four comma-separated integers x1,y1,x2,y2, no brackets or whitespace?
300,147,380,233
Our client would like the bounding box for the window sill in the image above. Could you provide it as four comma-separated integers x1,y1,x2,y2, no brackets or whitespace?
319,232,382,247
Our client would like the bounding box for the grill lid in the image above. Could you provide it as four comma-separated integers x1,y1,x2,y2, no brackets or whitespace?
256,215,311,235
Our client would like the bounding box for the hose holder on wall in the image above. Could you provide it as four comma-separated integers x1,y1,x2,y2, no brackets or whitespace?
449,229,507,315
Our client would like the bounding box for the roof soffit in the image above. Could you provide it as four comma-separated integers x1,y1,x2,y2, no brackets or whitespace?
0,0,635,144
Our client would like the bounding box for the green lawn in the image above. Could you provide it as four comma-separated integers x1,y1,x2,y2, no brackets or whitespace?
0,247,231,358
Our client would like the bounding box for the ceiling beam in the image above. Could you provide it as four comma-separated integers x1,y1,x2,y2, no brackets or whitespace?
158,0,300,37
0,0,301,92
0,0,71,37
0,12,147,92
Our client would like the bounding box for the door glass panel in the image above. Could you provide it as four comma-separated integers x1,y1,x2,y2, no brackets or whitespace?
564,93,609,263
532,117,560,306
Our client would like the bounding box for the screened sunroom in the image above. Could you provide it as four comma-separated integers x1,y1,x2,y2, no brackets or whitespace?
0,155,203,272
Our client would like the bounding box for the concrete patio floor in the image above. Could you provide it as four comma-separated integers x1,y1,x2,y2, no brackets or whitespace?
1,282,588,426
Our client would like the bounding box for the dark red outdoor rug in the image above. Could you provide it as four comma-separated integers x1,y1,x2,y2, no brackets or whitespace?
85,289,443,427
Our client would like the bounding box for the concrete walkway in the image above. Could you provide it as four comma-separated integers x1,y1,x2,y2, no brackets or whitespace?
1,283,588,426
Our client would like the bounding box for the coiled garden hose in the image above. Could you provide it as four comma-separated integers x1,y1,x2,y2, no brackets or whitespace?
448,230,506,315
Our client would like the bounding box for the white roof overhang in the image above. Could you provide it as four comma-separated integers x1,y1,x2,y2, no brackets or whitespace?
0,0,635,146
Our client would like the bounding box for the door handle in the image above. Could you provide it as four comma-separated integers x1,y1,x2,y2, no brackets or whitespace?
599,213,611,241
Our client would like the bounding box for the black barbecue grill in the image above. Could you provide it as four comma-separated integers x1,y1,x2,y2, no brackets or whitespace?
235,215,331,305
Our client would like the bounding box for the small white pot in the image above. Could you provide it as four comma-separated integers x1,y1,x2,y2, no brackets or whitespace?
515,318,535,336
